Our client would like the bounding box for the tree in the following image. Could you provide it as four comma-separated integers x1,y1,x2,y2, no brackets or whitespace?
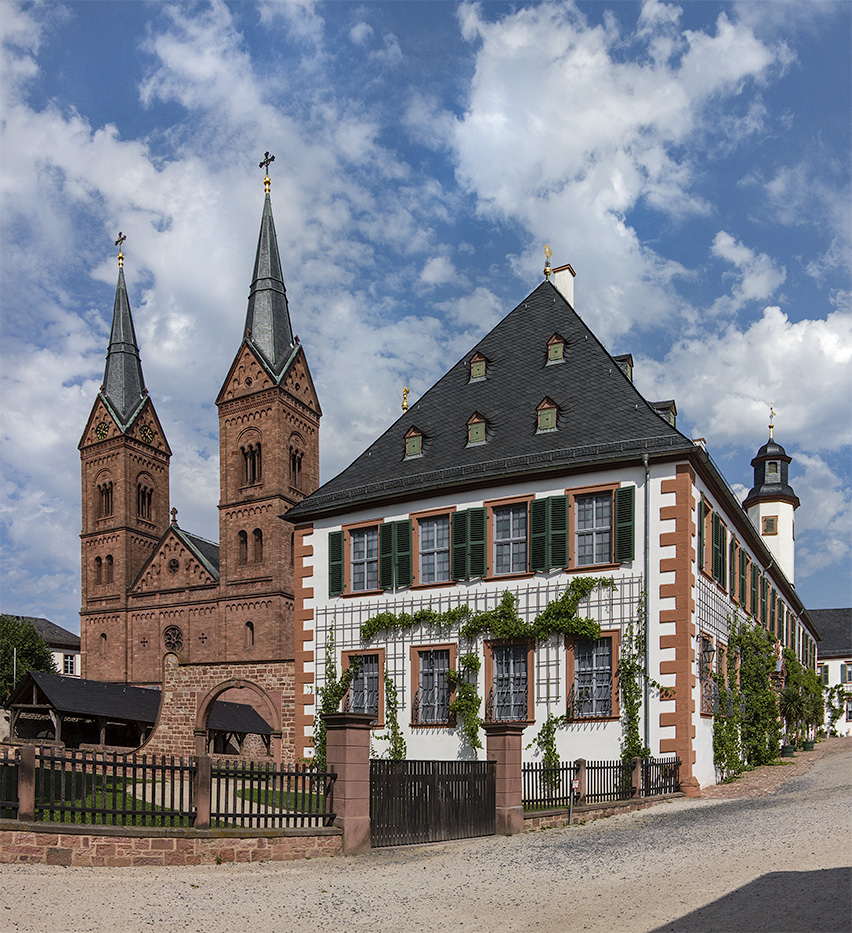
0,615,57,702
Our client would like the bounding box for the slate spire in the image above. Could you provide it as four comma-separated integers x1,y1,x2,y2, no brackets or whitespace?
102,262,146,427
243,176,294,376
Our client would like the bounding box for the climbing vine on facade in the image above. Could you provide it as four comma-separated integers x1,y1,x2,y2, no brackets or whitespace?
447,653,483,750
311,632,361,770
617,594,657,761
375,670,407,760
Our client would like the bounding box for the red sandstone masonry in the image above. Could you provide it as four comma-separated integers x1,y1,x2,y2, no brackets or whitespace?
0,823,341,866
659,465,699,793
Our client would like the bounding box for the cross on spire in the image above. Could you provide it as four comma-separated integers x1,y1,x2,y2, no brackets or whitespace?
115,231,126,267
170,507,178,525
769,404,776,440
259,151,275,193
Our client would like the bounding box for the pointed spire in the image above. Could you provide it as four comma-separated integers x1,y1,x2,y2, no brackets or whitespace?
244,158,294,376
102,248,146,427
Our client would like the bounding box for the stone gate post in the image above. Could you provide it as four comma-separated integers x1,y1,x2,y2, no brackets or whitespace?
322,712,373,855
483,721,525,835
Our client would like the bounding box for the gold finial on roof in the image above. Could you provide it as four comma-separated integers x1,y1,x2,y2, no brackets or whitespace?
769,404,776,440
402,386,410,412
543,243,553,280
259,151,275,193
115,231,126,268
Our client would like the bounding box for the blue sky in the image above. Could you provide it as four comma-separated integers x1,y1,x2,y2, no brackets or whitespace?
1,0,850,636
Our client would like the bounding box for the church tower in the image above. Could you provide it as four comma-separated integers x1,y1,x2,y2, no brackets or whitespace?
215,158,321,661
743,410,799,583
79,239,171,679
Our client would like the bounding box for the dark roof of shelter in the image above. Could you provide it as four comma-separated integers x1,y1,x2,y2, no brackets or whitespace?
288,279,696,520
101,266,147,430
5,615,80,650
810,609,852,658
8,672,271,735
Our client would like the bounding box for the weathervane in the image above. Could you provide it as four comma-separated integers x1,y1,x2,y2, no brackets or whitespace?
769,404,776,441
402,386,410,412
115,231,126,268
259,151,275,193
544,244,553,280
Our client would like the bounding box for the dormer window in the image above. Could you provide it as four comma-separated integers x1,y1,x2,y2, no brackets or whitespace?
547,334,565,364
536,398,558,433
469,352,487,382
467,413,486,446
405,427,423,459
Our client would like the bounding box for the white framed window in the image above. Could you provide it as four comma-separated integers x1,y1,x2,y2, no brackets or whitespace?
415,648,451,724
489,643,529,721
419,516,450,584
63,655,76,675
351,527,379,592
575,493,612,565
347,653,381,722
494,505,527,575
572,637,613,718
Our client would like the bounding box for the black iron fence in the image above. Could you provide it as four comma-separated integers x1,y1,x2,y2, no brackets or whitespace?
522,760,576,810
523,756,682,809
1,747,336,829
585,758,634,803
210,759,336,828
642,756,681,796
33,747,194,826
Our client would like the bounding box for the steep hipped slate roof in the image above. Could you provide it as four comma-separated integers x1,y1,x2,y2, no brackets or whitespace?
288,279,695,520
101,266,147,430
5,615,80,651
810,609,852,658
178,528,221,578
12,672,271,734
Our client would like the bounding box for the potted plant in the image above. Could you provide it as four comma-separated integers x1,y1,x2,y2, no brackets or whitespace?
778,684,804,757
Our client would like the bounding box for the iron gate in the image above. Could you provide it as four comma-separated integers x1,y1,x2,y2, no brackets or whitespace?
370,759,496,847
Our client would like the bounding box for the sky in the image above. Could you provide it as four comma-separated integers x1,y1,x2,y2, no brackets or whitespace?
1,0,850,637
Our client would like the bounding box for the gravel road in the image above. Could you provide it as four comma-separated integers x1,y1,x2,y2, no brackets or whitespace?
2,740,850,933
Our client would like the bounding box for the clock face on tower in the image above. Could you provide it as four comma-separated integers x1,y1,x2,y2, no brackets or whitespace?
140,425,154,444
95,421,109,440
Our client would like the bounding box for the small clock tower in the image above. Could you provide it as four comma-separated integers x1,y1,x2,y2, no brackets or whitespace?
743,409,799,584
78,239,171,679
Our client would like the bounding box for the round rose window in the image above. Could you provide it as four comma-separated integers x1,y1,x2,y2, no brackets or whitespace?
163,626,184,652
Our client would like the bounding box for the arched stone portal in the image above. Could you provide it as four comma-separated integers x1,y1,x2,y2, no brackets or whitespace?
140,653,296,761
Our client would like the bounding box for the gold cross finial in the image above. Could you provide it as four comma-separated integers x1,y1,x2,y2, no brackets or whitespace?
769,404,776,440
544,243,553,280
259,151,275,193
115,231,126,268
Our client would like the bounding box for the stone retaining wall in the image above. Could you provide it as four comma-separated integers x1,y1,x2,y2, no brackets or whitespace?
0,822,341,867
524,793,684,831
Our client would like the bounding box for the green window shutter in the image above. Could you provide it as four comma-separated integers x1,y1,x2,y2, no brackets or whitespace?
395,519,412,587
529,499,548,573
841,663,848,684
467,507,487,578
711,513,720,581
698,494,706,569
739,552,747,603
751,568,759,616
379,520,413,589
452,510,469,580
614,486,635,562
822,665,829,685
451,507,486,580
769,592,776,637
328,530,344,597
379,524,395,590
549,495,569,569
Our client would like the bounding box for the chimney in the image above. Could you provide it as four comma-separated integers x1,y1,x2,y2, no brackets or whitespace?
551,263,575,308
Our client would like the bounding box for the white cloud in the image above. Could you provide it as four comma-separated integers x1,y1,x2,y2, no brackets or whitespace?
636,305,852,452
419,256,457,288
792,453,852,583
349,21,373,46
710,231,786,313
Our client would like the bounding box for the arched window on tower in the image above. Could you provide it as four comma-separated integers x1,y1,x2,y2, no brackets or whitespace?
245,621,255,648
137,482,153,520
241,443,262,485
253,528,263,563
99,633,107,658
98,481,113,517
95,556,103,585
238,530,248,565
290,448,303,489
105,554,114,584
